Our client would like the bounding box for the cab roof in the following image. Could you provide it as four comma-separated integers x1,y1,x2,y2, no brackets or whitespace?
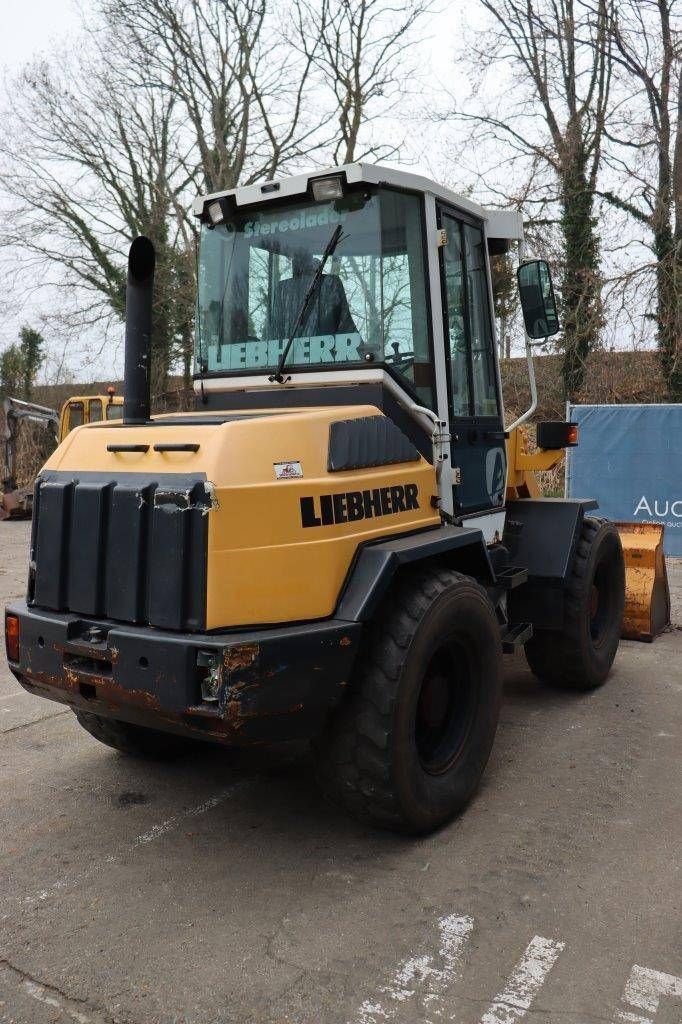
192,162,524,247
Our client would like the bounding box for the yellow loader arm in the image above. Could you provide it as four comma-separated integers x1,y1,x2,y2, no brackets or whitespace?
505,426,670,641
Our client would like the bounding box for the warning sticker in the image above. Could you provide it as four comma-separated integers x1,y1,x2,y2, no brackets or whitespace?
274,461,303,480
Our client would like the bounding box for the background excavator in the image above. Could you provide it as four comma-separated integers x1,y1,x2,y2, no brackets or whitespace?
1,389,123,519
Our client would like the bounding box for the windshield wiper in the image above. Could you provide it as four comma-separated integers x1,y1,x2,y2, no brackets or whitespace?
269,223,344,383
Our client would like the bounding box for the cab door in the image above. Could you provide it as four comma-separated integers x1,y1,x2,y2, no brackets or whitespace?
438,207,506,517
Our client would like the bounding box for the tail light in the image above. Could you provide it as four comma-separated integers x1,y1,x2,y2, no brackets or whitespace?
5,614,20,662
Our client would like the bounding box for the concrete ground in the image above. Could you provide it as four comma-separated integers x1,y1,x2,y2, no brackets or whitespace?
0,521,680,1024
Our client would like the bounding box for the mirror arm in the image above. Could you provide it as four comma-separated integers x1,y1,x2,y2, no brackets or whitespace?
506,332,539,433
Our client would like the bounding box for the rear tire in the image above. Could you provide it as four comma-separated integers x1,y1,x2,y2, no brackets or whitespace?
314,568,502,834
74,710,193,760
525,516,625,690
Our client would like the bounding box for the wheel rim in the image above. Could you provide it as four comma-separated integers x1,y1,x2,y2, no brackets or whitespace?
589,553,615,646
415,640,476,775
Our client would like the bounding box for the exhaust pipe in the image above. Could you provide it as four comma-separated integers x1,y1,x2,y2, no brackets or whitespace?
123,236,155,425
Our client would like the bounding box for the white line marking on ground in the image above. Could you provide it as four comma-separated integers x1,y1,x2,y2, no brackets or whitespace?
615,965,682,1023
14,780,253,909
0,691,30,704
354,913,474,1022
1,710,69,734
24,980,92,1023
130,791,229,846
479,935,565,1024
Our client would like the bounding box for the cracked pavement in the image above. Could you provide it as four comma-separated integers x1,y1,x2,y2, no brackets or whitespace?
0,522,680,1024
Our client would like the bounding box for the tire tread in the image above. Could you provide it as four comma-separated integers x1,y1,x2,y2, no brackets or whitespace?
525,516,624,690
315,568,497,832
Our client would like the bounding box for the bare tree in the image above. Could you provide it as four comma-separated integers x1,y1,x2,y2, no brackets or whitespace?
598,0,682,400
0,0,324,393
0,34,192,394
1,0,439,392
296,0,432,164
103,0,324,193
448,0,613,399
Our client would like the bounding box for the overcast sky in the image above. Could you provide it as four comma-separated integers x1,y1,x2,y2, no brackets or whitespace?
0,0,80,73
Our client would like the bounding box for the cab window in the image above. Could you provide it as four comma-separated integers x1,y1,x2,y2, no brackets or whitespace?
88,399,102,422
441,215,471,418
67,402,84,432
106,403,123,421
441,215,500,420
197,187,435,408
464,224,498,416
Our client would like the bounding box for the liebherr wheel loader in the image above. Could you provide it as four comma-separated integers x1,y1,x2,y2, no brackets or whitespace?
5,165,626,834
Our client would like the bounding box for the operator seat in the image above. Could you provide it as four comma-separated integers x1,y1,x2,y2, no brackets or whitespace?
270,252,358,339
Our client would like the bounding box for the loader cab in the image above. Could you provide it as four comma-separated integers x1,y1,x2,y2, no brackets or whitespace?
194,165,522,526
58,392,124,442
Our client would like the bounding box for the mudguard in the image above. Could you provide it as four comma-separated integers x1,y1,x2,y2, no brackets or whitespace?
337,525,496,622
504,497,598,630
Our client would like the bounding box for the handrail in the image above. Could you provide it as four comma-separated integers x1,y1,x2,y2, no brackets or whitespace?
506,239,540,433
153,443,200,453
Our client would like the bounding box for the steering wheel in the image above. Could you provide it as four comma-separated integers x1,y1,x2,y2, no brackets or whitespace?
384,342,415,370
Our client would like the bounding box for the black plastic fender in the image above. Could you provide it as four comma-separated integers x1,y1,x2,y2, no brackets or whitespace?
504,497,599,630
336,525,496,622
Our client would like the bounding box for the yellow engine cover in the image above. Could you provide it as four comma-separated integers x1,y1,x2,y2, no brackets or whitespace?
44,405,440,629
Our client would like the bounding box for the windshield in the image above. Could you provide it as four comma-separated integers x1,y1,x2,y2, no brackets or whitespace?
196,188,434,407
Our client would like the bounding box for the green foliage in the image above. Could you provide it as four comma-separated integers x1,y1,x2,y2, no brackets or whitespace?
0,325,46,400
0,345,24,397
19,325,44,400
653,227,682,402
559,161,604,400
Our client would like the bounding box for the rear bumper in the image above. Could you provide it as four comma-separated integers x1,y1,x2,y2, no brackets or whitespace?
6,601,361,744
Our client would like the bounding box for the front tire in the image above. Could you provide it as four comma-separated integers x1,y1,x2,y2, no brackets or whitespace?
525,516,625,690
74,710,194,760
314,568,502,834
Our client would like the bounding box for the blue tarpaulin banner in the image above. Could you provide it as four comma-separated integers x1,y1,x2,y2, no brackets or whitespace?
566,404,682,556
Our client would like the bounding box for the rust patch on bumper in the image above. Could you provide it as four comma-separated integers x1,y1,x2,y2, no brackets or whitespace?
219,643,261,731
57,666,164,713
223,643,259,673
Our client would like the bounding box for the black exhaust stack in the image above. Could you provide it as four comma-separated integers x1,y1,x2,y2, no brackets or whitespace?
123,236,155,424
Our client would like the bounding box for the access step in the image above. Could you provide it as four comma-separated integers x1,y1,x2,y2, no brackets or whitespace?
501,622,533,653
496,566,528,590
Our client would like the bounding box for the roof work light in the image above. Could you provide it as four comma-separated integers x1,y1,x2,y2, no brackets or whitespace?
207,200,225,226
311,175,344,202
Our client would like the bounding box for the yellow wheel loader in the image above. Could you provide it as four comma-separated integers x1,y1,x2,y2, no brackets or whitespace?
6,166,628,834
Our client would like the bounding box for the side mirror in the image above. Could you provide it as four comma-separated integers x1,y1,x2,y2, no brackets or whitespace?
517,259,560,339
